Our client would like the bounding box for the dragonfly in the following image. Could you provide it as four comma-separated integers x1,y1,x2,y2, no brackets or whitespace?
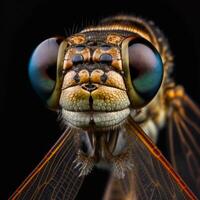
9,15,200,200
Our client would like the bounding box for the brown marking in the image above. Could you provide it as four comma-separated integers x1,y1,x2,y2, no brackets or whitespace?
175,86,184,97
105,71,126,90
91,85,130,111
91,69,104,83
111,59,122,70
165,89,175,101
63,47,91,70
63,59,73,69
106,34,124,45
165,85,185,102
92,47,122,70
92,48,102,63
60,85,90,111
63,48,77,69
62,70,77,89
164,85,186,115
68,35,86,45
78,70,90,83
81,48,91,62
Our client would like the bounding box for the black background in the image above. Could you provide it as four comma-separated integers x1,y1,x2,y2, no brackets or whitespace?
2,0,200,199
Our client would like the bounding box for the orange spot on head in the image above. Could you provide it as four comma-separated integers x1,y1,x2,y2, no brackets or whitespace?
68,35,86,45
106,34,124,45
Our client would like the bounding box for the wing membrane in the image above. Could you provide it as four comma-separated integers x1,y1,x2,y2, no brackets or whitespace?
167,94,200,198
9,128,84,200
103,117,197,200
103,172,137,200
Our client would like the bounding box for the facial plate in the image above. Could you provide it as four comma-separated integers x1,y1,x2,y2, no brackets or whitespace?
59,37,130,129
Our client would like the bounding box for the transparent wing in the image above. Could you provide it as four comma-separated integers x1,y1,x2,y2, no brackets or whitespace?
103,172,137,200
167,93,200,198
9,128,84,200
104,117,197,200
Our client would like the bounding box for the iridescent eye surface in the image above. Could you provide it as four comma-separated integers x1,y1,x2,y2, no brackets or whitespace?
128,39,163,101
29,37,63,100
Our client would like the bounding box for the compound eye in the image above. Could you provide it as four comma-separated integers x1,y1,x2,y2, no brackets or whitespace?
128,39,163,104
28,37,63,101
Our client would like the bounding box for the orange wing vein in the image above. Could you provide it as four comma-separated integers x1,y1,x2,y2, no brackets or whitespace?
9,128,84,200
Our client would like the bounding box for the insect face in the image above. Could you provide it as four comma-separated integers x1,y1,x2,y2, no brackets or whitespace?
60,34,130,129
29,33,163,129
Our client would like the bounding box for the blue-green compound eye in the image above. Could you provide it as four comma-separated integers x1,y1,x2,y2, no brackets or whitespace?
28,37,63,101
128,40,163,101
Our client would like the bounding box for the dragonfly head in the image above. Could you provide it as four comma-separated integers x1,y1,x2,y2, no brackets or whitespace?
28,32,163,130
